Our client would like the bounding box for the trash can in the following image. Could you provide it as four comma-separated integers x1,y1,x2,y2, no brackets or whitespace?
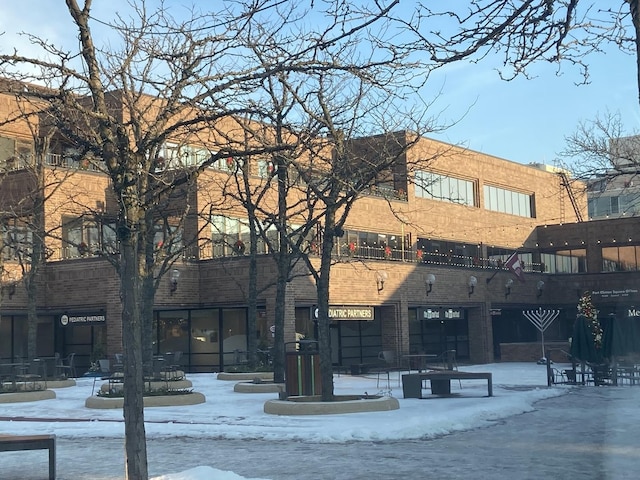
285,341,322,397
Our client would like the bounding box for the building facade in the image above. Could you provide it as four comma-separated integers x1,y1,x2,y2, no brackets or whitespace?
5,90,635,374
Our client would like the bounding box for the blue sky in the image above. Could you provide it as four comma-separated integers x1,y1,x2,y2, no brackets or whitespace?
427,43,639,166
1,1,638,167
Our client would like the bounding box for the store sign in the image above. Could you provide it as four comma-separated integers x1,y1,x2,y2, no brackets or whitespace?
592,288,638,299
329,306,374,320
419,307,464,320
315,306,374,321
60,313,106,327
444,308,463,319
421,308,440,320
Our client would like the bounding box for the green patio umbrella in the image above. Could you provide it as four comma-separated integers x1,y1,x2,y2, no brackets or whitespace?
601,314,628,362
620,316,640,355
570,314,602,364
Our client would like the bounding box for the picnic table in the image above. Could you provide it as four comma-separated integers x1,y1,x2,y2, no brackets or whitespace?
402,371,493,398
0,434,56,480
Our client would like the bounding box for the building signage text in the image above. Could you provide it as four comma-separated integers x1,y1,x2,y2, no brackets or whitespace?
592,288,638,299
420,308,464,320
314,306,374,321
60,313,106,326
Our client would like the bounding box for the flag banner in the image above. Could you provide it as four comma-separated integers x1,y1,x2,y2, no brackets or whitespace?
505,252,525,282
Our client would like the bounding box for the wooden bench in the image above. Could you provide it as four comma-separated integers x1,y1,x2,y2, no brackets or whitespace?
402,371,493,398
0,434,56,479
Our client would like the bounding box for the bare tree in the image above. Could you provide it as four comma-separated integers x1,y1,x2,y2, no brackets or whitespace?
558,111,640,216
0,89,80,362
1,0,443,476
406,1,640,104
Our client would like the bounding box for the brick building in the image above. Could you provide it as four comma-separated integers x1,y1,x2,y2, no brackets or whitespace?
5,89,634,373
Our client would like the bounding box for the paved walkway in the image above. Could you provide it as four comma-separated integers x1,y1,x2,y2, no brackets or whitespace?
3,386,639,479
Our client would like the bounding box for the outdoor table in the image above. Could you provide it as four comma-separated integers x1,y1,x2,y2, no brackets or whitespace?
0,363,26,389
34,357,58,380
402,371,493,398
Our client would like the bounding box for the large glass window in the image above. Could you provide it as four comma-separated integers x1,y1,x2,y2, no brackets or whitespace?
335,317,382,366
222,308,248,368
158,143,209,169
415,171,476,206
62,216,100,258
418,238,481,266
483,185,534,217
211,215,253,257
190,309,219,373
1,219,32,261
602,245,640,272
157,311,190,354
153,222,183,255
408,309,470,359
540,249,587,273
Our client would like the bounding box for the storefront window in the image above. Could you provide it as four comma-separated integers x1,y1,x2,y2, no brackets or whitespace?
190,309,219,373
158,311,189,354
0,315,14,361
409,308,469,359
222,308,247,367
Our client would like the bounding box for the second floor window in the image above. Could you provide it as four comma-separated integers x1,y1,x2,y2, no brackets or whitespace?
483,185,534,218
541,249,587,274
1,221,32,261
602,245,640,272
415,171,475,206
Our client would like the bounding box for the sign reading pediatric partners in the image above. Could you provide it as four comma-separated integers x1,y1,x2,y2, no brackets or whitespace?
59,313,106,327
314,306,374,321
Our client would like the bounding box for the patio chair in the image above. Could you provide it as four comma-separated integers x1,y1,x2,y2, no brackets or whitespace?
439,350,459,371
112,353,124,373
433,350,461,388
376,350,402,388
57,353,76,379
162,351,183,379
549,367,569,384
91,359,111,396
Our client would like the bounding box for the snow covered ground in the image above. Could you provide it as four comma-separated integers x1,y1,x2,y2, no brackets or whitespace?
0,362,573,479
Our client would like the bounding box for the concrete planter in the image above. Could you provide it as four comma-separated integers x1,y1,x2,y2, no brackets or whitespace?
85,391,206,409
0,390,56,403
217,372,273,382
233,381,285,393
99,379,192,394
264,394,399,415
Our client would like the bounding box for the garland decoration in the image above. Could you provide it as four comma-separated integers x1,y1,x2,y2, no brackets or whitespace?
234,239,245,255
577,291,602,350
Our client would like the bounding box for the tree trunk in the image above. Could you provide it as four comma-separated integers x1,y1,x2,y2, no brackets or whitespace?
318,212,336,402
141,273,155,364
246,222,259,369
119,223,148,480
26,148,46,361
